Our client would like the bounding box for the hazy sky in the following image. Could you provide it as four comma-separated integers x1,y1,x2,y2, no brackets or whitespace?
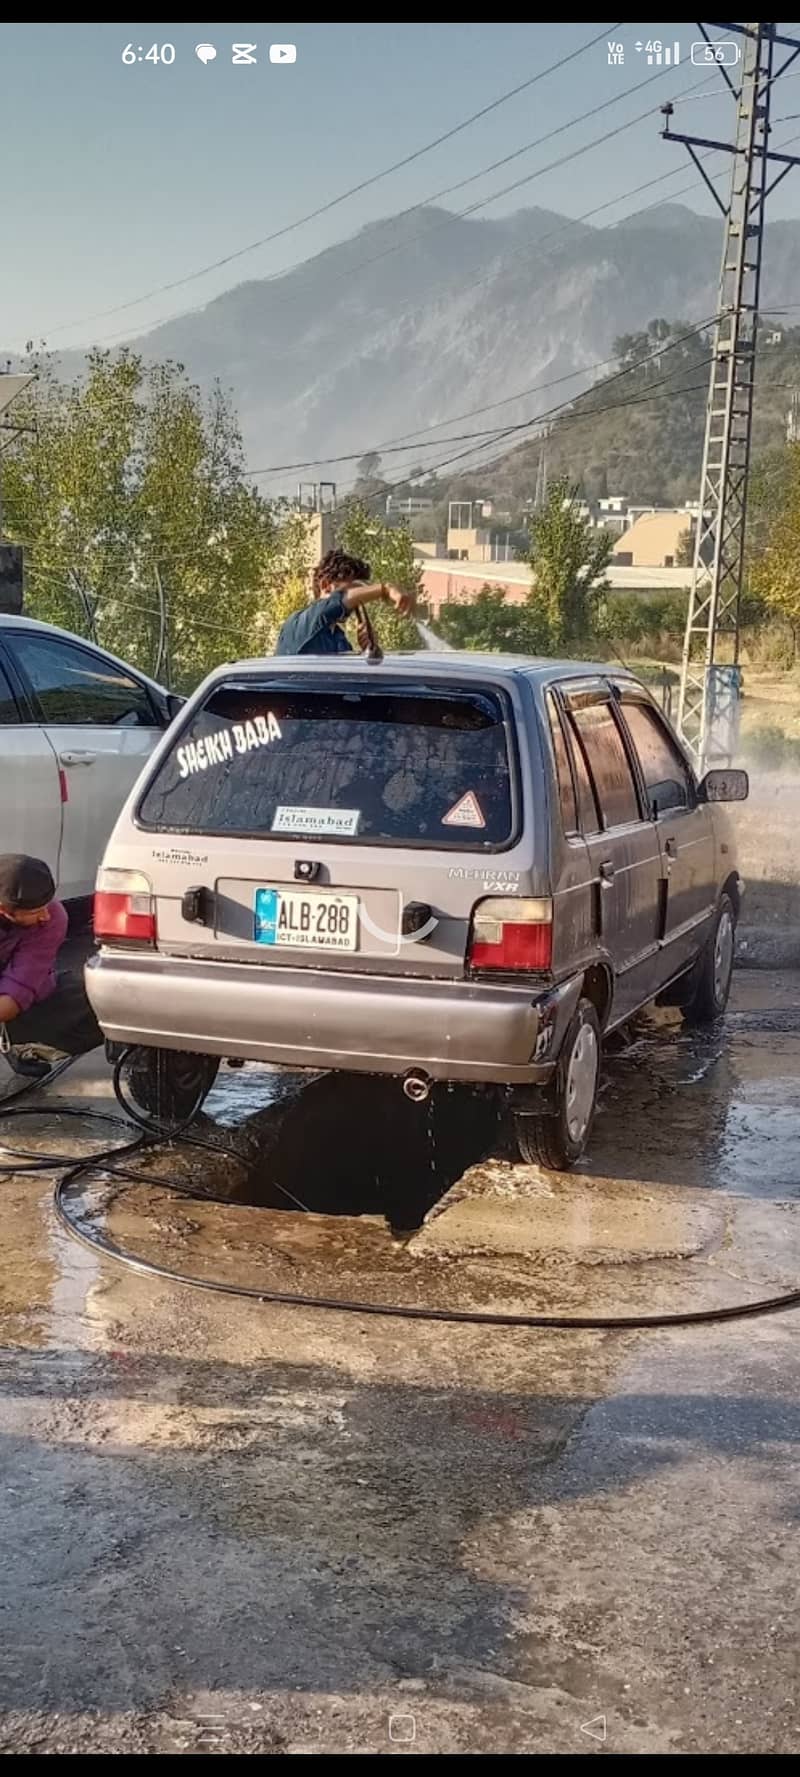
3,21,798,351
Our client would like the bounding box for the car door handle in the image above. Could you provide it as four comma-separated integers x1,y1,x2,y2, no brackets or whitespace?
57,750,97,766
599,860,615,885
664,836,678,861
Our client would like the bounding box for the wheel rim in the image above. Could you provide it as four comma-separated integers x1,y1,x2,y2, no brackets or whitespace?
713,907,734,1005
565,1020,598,1144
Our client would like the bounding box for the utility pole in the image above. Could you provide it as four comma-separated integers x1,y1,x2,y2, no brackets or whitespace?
662,22,800,770
786,389,800,444
534,441,549,512
0,374,35,614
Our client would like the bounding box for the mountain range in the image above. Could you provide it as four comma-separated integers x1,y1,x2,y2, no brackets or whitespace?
39,201,800,478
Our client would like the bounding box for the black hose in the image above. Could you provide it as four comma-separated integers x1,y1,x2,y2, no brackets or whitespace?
5,1052,800,1331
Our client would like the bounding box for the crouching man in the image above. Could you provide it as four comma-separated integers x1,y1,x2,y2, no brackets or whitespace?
0,854,70,1080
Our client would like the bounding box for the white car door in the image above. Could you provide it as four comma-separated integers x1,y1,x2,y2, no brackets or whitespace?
0,649,64,884
4,629,164,901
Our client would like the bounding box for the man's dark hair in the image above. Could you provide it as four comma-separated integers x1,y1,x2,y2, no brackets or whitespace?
0,854,55,910
313,549,371,595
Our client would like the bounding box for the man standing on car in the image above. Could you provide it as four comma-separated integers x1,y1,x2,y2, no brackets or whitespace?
275,549,415,656
0,854,70,1079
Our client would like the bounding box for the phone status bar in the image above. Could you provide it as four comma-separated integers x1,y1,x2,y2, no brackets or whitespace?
121,42,298,68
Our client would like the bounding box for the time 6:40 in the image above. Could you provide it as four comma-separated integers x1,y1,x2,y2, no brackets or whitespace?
122,44,176,65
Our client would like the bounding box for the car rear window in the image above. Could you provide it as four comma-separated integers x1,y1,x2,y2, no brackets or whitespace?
138,679,516,850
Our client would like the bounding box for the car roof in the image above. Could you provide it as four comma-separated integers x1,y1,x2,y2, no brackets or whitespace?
0,611,167,694
211,649,641,688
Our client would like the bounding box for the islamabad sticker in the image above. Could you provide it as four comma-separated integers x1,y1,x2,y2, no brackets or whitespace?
442,790,486,829
273,806,361,837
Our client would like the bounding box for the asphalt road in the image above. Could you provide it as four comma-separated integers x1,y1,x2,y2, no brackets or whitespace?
1,972,799,1754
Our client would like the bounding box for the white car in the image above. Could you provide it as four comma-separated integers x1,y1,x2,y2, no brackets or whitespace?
0,614,178,915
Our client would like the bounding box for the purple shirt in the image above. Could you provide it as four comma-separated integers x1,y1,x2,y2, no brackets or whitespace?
0,901,69,1013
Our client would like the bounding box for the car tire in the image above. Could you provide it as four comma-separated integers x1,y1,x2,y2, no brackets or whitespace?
125,1046,220,1124
514,997,601,1170
681,893,736,1026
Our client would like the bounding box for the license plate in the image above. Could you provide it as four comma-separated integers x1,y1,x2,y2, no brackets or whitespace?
254,887,359,952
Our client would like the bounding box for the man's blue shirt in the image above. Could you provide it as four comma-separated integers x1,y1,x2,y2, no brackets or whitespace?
275,590,353,656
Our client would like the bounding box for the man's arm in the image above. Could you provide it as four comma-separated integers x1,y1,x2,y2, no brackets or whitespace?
342,582,416,617
0,903,69,1021
276,591,348,655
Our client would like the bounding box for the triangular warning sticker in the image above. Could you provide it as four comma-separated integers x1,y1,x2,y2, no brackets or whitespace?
442,790,486,829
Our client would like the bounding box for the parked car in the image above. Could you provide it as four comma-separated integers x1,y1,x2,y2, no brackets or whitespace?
0,615,181,917
85,653,747,1165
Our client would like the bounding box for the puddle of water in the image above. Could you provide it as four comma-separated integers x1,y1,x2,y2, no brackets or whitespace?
5,979,800,1347
591,1016,800,1200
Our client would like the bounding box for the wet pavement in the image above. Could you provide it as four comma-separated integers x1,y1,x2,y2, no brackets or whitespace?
1,972,800,1753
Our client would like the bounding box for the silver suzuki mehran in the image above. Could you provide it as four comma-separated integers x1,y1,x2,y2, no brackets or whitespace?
86,652,747,1168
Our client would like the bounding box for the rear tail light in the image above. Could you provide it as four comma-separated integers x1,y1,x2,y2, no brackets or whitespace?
468,897,553,973
94,868,156,946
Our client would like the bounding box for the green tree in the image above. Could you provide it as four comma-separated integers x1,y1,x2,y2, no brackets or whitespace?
3,350,279,688
436,586,542,653
523,477,612,652
747,444,800,658
255,507,315,652
355,451,382,486
676,525,695,568
335,499,421,651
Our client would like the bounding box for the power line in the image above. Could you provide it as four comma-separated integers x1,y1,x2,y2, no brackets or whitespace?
22,562,258,645
36,361,800,617
248,317,720,480
40,24,619,339
251,166,728,492
16,364,719,582
388,376,713,489
74,57,723,351
248,357,716,476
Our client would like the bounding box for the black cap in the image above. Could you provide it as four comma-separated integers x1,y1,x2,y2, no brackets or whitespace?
0,854,56,911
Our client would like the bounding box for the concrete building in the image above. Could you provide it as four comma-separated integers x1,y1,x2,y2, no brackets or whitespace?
385,495,434,518
612,509,693,570
416,555,691,618
446,499,495,560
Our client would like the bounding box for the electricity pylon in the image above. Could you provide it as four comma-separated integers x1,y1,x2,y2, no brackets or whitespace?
662,22,800,769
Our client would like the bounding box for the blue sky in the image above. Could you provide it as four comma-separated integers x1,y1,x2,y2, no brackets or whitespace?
3,21,798,350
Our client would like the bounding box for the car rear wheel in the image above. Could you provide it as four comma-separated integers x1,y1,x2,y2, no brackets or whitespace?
514,997,601,1170
681,894,736,1026
124,1046,220,1124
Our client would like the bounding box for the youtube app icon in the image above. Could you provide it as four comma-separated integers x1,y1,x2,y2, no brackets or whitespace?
270,44,297,63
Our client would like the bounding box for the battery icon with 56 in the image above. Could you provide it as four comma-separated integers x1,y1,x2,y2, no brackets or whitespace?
691,40,740,66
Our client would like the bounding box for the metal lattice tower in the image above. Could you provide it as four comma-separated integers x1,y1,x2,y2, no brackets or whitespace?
663,22,800,769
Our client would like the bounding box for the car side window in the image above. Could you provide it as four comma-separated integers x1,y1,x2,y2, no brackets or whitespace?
622,700,694,817
545,692,578,833
0,660,22,724
7,633,157,729
570,700,640,829
570,729,602,835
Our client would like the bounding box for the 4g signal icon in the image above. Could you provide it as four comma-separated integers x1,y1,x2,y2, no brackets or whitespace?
636,39,680,66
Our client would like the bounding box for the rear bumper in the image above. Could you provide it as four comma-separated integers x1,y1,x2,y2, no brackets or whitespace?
85,951,578,1085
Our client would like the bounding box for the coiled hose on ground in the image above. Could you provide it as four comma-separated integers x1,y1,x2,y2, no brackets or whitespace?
2,1049,800,1330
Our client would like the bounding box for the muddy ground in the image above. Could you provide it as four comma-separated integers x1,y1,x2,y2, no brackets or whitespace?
1,972,800,1754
